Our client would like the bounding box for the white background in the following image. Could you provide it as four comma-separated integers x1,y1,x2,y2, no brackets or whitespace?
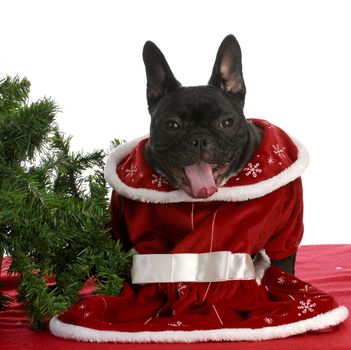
1,0,350,244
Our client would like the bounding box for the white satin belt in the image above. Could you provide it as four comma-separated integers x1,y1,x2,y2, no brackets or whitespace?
131,250,270,284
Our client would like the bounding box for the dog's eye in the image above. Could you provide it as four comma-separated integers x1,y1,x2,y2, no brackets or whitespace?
219,118,234,129
165,120,181,131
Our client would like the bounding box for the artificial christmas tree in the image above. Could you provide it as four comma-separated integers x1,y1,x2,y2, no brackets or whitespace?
0,75,131,329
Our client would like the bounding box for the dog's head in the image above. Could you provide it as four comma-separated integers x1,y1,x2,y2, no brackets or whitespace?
143,35,261,198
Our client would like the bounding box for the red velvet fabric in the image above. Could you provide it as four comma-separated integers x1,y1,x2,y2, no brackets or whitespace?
1,245,350,349
58,266,340,333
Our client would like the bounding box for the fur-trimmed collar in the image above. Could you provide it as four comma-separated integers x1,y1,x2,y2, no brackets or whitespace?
104,119,309,203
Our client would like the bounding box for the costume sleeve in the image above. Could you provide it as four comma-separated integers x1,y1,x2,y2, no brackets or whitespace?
109,191,133,251
264,178,304,261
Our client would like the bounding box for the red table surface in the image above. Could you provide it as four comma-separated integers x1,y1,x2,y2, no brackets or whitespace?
0,244,350,350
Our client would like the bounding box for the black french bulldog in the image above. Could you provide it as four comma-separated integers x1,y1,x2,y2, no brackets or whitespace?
142,34,296,274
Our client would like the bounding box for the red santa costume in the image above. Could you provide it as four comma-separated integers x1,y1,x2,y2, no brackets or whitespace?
50,119,348,343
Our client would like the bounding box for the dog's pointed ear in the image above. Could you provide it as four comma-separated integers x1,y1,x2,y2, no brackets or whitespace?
143,41,181,112
208,35,246,102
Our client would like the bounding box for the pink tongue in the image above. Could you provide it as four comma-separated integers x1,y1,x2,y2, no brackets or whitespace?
184,161,218,198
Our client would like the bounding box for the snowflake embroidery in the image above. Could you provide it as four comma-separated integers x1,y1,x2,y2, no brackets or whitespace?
78,304,87,310
292,279,298,284
125,163,138,177
151,174,168,187
83,311,92,318
277,276,286,285
177,283,187,297
267,156,274,165
297,299,316,314
168,321,183,327
264,317,273,325
243,163,262,178
272,144,286,159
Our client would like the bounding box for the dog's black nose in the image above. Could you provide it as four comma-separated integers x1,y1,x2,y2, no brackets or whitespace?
190,135,209,150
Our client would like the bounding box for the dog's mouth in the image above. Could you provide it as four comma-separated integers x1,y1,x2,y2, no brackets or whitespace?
173,161,230,198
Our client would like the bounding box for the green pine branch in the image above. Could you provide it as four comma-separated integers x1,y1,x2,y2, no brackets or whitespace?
0,75,30,111
0,74,132,329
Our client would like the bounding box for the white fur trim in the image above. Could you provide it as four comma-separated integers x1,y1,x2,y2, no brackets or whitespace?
49,306,348,343
104,135,309,203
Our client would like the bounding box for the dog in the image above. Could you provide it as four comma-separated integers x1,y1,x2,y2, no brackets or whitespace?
142,35,295,274
143,35,262,199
